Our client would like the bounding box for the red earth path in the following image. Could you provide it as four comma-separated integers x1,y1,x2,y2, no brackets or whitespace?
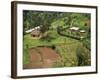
23,47,60,69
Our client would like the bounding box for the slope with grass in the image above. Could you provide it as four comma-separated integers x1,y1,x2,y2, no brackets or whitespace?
23,29,90,67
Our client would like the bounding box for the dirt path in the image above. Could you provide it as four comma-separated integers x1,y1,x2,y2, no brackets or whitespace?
23,47,60,69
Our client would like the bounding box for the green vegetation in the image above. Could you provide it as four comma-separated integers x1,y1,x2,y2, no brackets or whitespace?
76,44,91,66
23,44,30,64
23,10,91,67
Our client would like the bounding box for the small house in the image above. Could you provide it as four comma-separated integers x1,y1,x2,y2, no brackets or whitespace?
25,26,42,38
69,27,79,32
79,30,86,37
80,30,85,33
31,29,41,37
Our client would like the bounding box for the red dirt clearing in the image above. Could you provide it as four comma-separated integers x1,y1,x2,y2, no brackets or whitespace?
23,47,60,69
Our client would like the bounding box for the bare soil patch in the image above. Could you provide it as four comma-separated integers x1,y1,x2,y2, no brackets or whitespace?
23,47,60,69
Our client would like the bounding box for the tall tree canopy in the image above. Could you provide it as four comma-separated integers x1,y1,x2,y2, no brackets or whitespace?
23,10,90,31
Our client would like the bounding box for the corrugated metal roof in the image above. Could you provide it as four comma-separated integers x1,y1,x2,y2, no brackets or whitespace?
25,26,41,33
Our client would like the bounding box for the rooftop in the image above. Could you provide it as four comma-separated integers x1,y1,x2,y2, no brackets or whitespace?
69,27,79,31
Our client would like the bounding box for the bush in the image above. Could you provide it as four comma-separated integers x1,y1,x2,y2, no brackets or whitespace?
82,38,91,50
23,44,30,64
76,45,91,66
53,59,64,67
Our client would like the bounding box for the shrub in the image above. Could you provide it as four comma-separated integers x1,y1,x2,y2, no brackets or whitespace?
76,45,91,66
23,44,30,64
